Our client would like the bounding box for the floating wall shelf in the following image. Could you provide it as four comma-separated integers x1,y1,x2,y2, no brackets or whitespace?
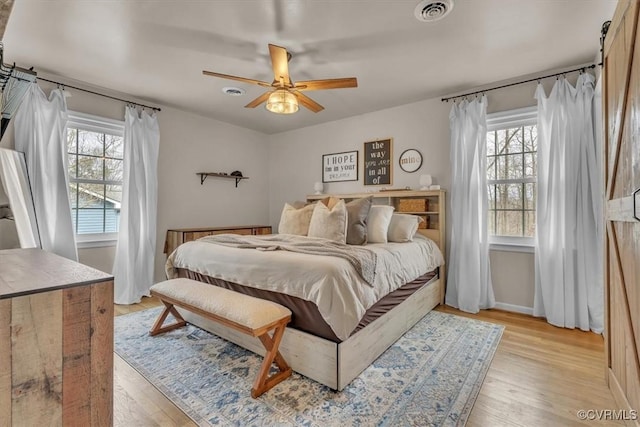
197,172,249,187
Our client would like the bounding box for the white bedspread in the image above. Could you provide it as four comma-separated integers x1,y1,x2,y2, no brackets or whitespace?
165,234,443,341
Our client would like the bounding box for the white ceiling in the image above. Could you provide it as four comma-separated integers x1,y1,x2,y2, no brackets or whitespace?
3,0,616,134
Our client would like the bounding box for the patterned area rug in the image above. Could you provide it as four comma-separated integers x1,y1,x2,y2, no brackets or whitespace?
115,308,503,426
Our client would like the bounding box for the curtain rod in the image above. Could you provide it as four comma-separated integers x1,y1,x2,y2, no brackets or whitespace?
36,76,161,111
440,64,597,103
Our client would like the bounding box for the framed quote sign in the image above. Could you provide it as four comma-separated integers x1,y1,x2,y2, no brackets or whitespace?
364,138,393,186
322,150,358,182
399,149,423,173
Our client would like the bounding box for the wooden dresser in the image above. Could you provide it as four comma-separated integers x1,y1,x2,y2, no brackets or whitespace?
164,225,272,256
0,248,114,427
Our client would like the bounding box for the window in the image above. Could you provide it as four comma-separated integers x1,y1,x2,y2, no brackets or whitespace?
486,107,537,248
66,112,124,245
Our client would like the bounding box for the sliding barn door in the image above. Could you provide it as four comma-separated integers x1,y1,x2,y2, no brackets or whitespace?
603,0,640,419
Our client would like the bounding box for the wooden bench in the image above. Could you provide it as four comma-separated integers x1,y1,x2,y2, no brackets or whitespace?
149,278,293,398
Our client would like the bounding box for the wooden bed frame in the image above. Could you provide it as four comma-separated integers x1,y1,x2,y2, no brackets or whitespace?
179,190,446,391
180,274,442,390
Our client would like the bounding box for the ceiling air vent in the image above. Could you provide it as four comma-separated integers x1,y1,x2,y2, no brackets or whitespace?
414,0,454,22
222,87,245,96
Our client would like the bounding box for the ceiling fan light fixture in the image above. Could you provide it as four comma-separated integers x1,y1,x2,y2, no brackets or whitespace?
203,44,355,114
266,89,299,114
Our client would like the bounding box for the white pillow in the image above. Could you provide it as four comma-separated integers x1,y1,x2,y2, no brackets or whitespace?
366,205,395,243
278,203,315,235
308,199,348,243
388,214,422,242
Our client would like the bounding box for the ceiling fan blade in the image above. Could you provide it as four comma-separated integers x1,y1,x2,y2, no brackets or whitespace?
268,44,291,86
202,70,272,87
294,92,324,113
294,77,358,91
244,92,271,108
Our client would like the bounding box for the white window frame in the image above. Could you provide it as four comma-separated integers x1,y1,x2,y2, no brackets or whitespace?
486,106,537,252
65,111,125,248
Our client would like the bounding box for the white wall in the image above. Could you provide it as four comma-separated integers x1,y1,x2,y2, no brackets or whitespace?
267,78,564,310
154,105,269,280
267,97,451,228
490,249,535,312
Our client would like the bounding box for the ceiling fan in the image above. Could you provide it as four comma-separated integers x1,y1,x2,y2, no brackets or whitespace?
202,44,358,114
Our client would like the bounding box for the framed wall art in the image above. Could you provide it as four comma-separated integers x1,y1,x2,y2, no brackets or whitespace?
322,150,358,182
364,138,392,186
399,149,423,173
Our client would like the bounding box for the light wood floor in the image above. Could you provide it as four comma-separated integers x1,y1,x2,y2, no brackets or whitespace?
114,298,622,426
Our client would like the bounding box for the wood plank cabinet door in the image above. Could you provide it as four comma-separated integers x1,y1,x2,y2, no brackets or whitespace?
603,0,640,418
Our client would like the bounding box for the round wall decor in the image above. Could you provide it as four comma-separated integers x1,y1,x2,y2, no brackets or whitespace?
399,149,423,173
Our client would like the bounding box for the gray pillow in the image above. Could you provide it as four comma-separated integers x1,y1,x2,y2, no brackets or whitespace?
345,196,373,245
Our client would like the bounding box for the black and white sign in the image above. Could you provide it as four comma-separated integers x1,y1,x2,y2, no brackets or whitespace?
399,149,423,173
322,151,359,183
364,138,393,186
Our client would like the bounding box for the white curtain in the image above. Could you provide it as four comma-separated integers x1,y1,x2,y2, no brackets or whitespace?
14,84,77,261
446,96,496,312
534,73,603,332
113,106,160,304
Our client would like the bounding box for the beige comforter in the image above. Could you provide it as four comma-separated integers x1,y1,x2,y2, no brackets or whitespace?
194,233,377,286
166,234,443,340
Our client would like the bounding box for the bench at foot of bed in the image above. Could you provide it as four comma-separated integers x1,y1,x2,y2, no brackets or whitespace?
149,278,293,398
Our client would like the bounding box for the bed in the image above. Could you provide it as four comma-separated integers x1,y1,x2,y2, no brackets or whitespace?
165,190,447,390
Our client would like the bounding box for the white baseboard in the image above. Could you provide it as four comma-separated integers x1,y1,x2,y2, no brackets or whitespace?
494,302,534,316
